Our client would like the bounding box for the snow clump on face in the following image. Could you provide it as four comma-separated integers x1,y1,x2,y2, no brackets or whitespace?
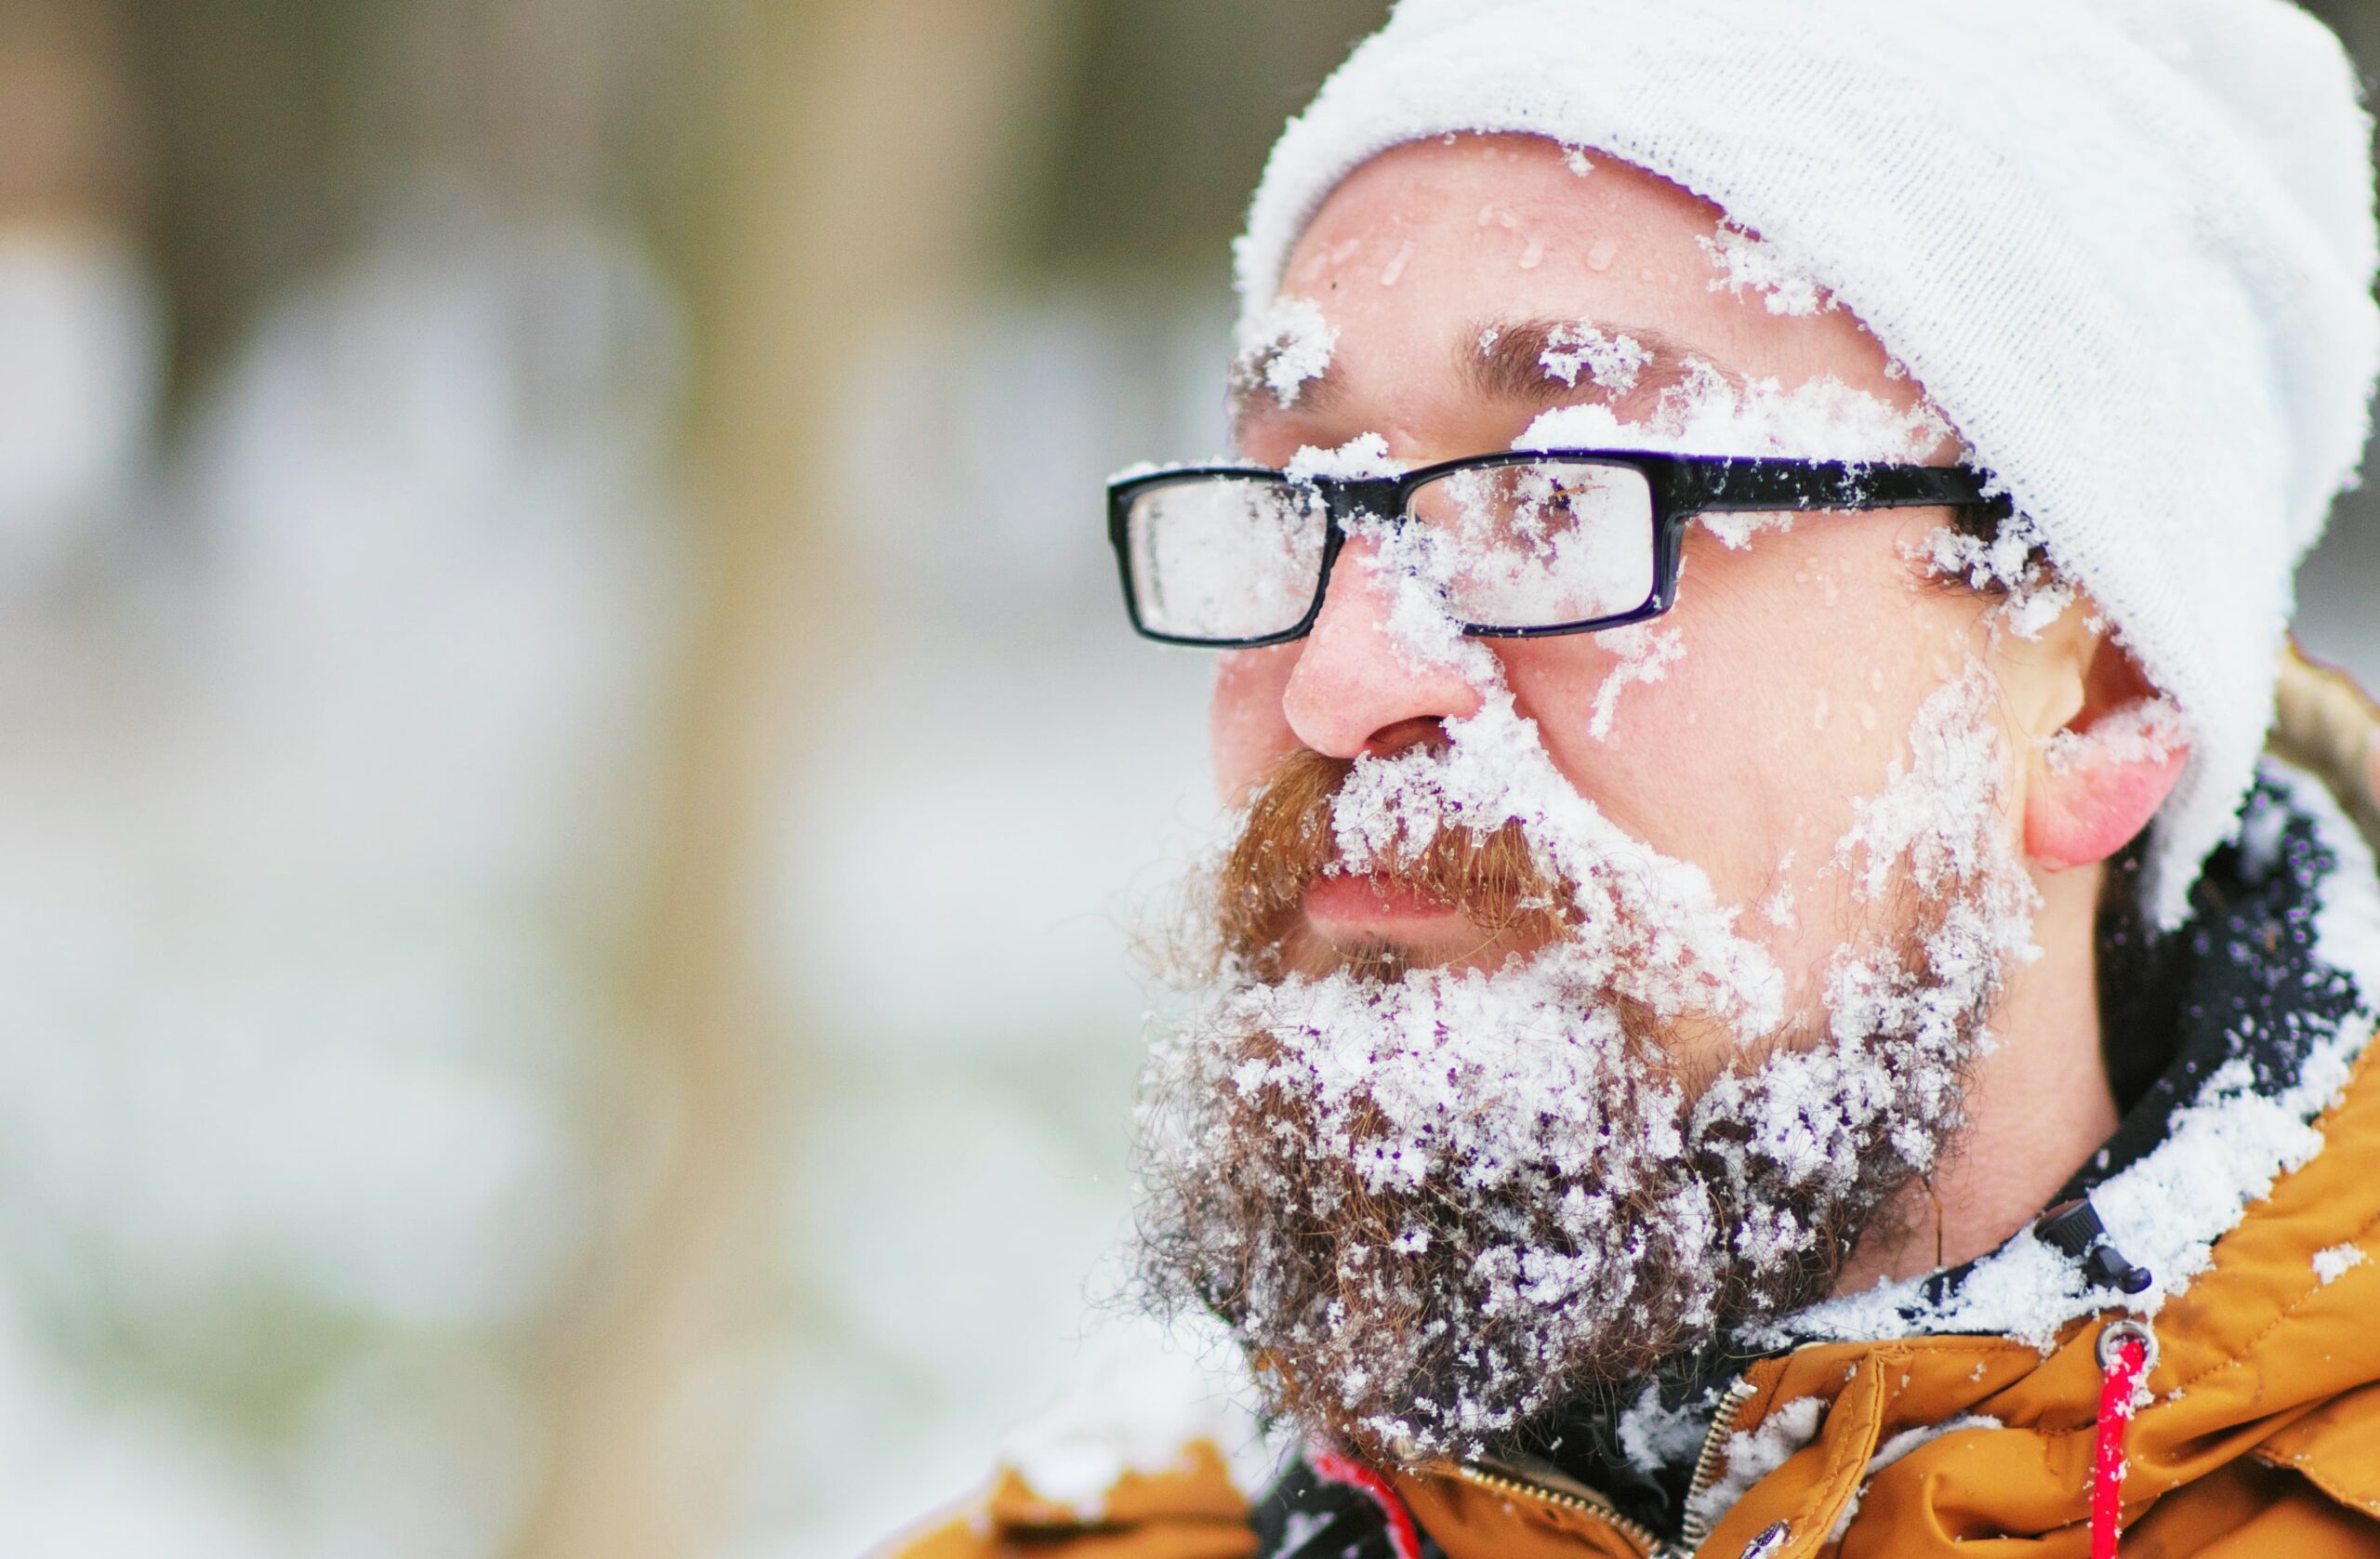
1515,359,1959,551
1915,508,2075,641
1584,622,1684,743
1539,323,1650,393
1284,433,1402,484
2043,695,2186,775
1699,223,1833,318
1132,536,2032,1461
1518,360,1953,469
1236,295,1340,410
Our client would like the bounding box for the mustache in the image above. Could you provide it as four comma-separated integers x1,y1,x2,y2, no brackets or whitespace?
1214,748,1574,975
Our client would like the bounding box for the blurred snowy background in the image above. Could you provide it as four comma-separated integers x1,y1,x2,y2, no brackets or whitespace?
0,3,2370,1557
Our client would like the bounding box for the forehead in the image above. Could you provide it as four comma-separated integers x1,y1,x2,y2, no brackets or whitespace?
1287,135,1722,310
1250,134,1906,448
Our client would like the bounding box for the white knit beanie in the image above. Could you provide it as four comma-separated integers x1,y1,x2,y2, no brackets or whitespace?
1234,0,2380,925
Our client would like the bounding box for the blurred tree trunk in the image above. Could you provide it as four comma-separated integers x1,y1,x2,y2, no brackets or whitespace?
508,4,1068,1558
0,0,139,230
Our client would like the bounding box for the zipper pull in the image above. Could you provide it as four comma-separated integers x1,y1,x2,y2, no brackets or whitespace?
1737,1521,1790,1559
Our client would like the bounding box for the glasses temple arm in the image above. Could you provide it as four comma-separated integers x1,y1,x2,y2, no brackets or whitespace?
1664,459,2000,515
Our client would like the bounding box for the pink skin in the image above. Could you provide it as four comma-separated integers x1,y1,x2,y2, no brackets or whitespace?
1214,135,2186,1288
1302,873,1459,932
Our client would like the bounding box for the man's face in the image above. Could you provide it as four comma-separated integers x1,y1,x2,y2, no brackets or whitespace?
1216,135,2001,1035
1135,134,2049,1462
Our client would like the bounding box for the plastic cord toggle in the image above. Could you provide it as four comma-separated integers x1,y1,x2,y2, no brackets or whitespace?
2036,1199,2155,1294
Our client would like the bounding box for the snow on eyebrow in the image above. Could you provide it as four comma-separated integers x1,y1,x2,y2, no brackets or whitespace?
1517,363,1958,548
1520,363,1950,464
1234,294,1339,410
1471,317,1686,408
1699,221,1833,317
1539,322,1651,394
1284,432,1401,483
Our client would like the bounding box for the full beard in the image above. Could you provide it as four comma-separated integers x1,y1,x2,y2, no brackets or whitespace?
1130,682,2027,1465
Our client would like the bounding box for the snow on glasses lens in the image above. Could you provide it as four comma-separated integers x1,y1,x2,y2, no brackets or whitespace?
1406,460,1658,629
1127,477,1328,641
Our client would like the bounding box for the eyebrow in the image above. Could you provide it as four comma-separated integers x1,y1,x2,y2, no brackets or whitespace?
1464,317,1733,417
1228,349,1351,428
1226,316,1741,450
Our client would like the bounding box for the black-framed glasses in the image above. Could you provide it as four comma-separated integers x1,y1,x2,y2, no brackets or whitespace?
1107,450,2003,647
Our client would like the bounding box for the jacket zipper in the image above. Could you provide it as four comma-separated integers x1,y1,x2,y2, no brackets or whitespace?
1673,1377,1763,1554
1448,1373,1762,1559
1450,1461,1665,1557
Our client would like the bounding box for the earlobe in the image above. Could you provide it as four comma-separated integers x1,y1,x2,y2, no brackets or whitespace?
2025,723,2189,870
2020,626,2188,872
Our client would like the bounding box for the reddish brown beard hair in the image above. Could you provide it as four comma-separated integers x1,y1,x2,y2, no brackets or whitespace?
1214,749,1576,980
1136,748,1984,1463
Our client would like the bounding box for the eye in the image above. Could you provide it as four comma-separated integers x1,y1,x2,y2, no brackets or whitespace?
1406,461,1659,630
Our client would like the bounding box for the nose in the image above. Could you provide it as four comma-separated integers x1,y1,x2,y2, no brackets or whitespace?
1280,535,1488,759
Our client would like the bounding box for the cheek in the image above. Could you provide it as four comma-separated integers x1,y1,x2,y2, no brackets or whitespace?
1209,646,1301,803
1501,542,1992,905
1502,635,1858,898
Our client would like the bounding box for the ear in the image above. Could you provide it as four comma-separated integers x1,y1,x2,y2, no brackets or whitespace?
2023,631,2190,873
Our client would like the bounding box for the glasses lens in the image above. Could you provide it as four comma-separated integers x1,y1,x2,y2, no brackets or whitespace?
1407,459,1657,629
1124,476,1328,641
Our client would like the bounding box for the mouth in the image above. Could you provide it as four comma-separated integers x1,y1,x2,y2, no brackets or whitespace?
1290,870,1541,977
1215,746,1577,979
1301,871,1469,932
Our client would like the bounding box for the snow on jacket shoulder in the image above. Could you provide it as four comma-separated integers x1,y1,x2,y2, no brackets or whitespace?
879,649,2380,1559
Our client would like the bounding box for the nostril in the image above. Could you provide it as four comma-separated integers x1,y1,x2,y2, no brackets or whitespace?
1362,717,1449,760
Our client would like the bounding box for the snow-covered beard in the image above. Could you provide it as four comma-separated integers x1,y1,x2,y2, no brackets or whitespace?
1130,674,2033,1464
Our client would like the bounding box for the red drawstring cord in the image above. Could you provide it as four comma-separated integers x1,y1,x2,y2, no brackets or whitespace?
2092,1321,2154,1559
1311,1448,1423,1559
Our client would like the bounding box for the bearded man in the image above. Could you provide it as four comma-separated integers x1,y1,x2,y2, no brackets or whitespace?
884,2,2380,1555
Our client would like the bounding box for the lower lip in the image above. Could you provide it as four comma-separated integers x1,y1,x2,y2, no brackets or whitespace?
1302,874,1463,928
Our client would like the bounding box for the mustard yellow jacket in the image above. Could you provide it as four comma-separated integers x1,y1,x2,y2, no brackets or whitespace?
891,650,2380,1559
